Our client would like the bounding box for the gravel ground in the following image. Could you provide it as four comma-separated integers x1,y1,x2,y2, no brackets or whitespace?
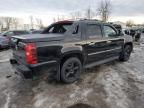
0,35,144,108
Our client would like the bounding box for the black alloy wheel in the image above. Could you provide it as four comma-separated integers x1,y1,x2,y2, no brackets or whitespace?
61,57,82,83
119,45,132,61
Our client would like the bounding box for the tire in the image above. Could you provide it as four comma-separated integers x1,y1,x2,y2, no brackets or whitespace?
119,45,132,61
61,57,82,83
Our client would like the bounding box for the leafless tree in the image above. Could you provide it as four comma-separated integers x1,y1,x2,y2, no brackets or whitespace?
57,15,60,21
36,18,44,29
2,17,13,30
70,11,82,20
0,23,3,31
70,13,76,20
30,16,34,29
53,18,56,22
74,11,82,20
126,20,134,27
61,15,65,20
12,18,20,29
0,18,3,31
85,7,95,19
97,0,112,22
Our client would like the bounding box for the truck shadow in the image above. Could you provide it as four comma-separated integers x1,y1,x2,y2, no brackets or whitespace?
67,103,94,108
44,60,119,85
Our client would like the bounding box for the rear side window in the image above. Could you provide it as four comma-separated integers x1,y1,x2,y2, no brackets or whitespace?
86,24,102,39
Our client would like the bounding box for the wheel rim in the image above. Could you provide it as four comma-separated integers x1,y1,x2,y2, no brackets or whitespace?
125,46,131,59
64,61,80,80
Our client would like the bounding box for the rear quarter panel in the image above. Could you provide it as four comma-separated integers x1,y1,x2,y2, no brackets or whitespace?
36,40,86,63
36,41,63,63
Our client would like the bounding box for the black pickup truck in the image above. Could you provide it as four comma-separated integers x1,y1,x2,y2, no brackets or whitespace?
10,20,133,83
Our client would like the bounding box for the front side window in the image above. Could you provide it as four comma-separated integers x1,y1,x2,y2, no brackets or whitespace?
86,24,102,39
104,26,117,37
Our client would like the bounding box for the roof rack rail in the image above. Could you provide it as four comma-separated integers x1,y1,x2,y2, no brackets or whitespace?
79,19,100,21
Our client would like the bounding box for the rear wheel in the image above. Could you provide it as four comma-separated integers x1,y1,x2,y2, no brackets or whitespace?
119,45,132,61
61,57,82,83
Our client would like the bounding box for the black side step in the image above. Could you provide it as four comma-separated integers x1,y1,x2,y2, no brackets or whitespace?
84,56,119,69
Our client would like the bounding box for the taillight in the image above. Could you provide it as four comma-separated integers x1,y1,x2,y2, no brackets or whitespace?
25,43,38,64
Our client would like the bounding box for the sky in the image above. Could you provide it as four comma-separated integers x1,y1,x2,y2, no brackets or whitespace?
0,0,144,25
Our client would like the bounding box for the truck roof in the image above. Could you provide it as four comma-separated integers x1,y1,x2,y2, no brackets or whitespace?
55,19,108,25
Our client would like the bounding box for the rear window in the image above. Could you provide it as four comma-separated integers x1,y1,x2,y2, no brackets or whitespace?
42,22,73,34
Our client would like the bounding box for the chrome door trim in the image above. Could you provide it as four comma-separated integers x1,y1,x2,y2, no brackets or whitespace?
88,47,121,56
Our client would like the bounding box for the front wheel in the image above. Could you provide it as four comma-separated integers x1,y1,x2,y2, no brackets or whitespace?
60,57,82,83
119,45,132,61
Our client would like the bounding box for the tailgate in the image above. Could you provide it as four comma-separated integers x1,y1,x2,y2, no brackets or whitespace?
11,38,27,65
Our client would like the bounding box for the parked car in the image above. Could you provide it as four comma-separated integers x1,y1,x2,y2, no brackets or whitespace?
127,29,141,42
1,30,30,40
31,30,42,34
0,36,9,49
134,29,141,42
112,24,124,36
10,20,133,83
124,29,130,35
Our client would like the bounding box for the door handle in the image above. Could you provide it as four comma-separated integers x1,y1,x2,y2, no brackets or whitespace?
106,40,112,44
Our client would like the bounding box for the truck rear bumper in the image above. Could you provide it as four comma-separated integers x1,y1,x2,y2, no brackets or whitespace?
10,58,58,79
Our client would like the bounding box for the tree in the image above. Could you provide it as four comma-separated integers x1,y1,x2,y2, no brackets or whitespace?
126,20,134,27
3,17,13,30
30,16,34,29
53,17,56,22
85,7,95,19
74,11,82,20
97,0,112,22
70,13,76,20
12,18,20,29
57,15,60,21
0,18,3,31
70,11,82,20
36,18,44,29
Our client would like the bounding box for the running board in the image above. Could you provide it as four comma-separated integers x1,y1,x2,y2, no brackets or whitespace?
84,56,119,69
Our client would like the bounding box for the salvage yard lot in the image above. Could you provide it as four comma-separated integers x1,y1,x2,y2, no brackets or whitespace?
0,36,144,108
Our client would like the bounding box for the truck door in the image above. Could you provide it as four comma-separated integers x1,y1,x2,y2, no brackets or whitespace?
102,25,124,58
85,24,107,64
